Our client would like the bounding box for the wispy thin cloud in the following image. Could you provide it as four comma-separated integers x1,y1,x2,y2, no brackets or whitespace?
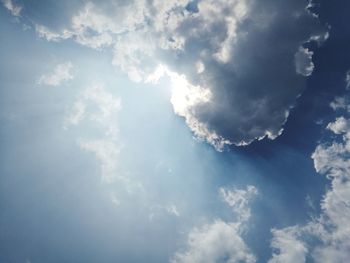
38,62,74,87
2,0,22,17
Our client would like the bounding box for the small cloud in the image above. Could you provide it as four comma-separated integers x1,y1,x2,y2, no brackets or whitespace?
65,100,86,126
269,226,308,263
110,192,121,206
171,220,256,263
66,84,122,183
330,96,350,112
166,205,180,217
79,138,120,183
2,0,22,17
346,70,350,90
326,116,349,134
171,185,258,263
219,185,258,222
35,24,73,42
38,62,74,87
295,46,314,77
65,84,122,128
148,204,181,221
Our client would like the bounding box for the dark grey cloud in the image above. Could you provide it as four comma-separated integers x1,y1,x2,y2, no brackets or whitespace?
156,0,328,149
30,0,328,149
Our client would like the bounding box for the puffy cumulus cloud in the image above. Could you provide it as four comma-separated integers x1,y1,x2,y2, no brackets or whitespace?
171,220,256,263
326,116,350,135
38,62,74,86
33,0,327,149
268,90,350,262
1,0,22,17
172,186,257,263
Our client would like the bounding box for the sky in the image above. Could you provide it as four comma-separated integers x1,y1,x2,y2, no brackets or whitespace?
0,0,350,262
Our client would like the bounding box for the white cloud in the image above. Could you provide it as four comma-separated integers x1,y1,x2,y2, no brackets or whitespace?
326,116,349,134
149,204,181,221
66,100,86,126
38,62,74,86
346,70,350,90
268,226,308,263
79,138,120,183
66,85,148,206
166,205,180,217
65,84,121,127
220,185,258,222
268,86,350,262
2,0,22,17
172,186,257,263
35,1,149,50
295,47,314,77
171,220,256,263
65,84,122,183
310,116,350,262
330,96,350,112
35,25,73,42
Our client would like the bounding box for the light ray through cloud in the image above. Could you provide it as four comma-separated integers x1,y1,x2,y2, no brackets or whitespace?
0,1,349,263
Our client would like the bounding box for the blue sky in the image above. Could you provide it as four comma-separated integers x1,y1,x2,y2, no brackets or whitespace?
0,0,350,262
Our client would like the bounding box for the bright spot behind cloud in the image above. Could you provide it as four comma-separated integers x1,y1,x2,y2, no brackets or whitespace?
32,0,328,149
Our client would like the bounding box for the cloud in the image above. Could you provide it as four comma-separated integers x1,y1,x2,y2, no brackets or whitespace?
172,186,257,263
65,84,122,183
268,226,308,263
66,84,148,208
295,47,314,77
330,96,350,112
67,85,119,126
38,62,74,86
346,70,350,90
268,79,350,262
326,116,349,134
35,25,73,42
155,0,327,149
79,138,120,183
148,204,181,221
33,0,328,149
66,100,85,126
1,0,22,17
220,185,258,222
35,1,146,50
171,220,256,263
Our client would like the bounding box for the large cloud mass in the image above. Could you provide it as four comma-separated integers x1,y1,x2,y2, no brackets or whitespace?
32,0,327,149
